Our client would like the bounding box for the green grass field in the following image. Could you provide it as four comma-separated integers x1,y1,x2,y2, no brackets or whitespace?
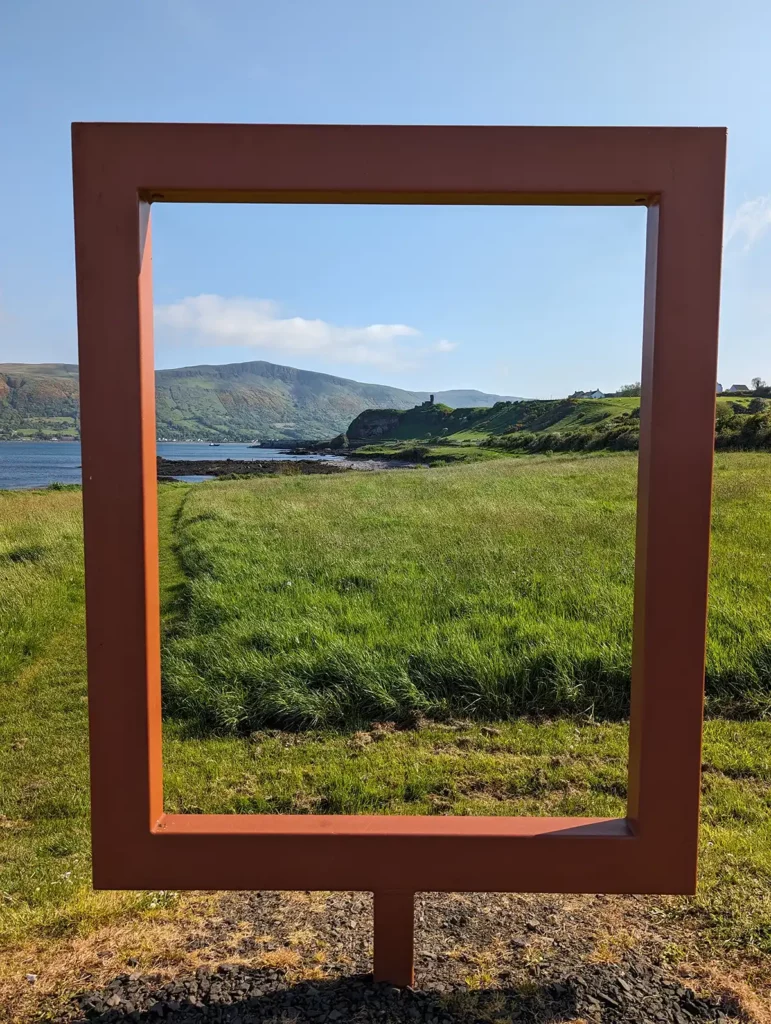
163,453,771,732
1,455,770,985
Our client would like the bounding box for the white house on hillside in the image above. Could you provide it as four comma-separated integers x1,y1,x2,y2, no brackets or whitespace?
728,384,750,393
570,389,606,399
716,383,724,393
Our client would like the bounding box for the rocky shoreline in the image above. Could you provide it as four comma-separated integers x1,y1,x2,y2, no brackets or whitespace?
156,457,415,480
157,457,349,479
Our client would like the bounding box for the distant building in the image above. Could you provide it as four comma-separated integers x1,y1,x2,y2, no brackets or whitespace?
728,384,750,393
716,383,724,393
570,389,606,399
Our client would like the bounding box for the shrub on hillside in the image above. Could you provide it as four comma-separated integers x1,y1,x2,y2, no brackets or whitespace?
399,445,431,461
486,406,771,456
485,421,641,454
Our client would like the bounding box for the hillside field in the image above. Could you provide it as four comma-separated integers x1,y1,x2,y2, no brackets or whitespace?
346,394,771,455
347,396,644,442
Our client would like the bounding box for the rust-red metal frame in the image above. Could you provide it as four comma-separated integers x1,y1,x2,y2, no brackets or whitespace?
72,123,726,986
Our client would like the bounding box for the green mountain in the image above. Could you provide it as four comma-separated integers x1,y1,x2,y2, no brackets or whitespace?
0,360,520,441
0,364,81,439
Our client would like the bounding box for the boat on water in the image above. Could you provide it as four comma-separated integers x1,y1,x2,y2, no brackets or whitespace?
248,441,261,448
209,442,221,446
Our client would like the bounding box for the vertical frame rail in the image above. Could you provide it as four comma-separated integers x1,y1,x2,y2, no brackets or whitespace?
373,891,415,987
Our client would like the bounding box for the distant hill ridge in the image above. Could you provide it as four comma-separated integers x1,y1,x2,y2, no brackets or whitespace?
0,359,520,441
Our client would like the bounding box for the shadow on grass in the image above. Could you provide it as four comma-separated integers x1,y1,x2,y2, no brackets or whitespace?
160,579,194,638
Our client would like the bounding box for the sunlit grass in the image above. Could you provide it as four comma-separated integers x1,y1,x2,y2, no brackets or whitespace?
1,456,770,963
162,453,771,731
0,489,168,946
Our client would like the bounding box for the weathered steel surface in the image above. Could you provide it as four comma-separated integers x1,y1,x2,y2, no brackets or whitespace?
72,122,726,987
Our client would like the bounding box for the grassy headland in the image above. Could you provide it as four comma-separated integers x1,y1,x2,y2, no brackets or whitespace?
345,394,771,454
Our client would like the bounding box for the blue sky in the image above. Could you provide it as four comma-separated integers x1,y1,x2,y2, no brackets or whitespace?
1,0,770,398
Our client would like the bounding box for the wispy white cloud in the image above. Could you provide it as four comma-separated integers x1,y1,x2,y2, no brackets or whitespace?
725,196,771,250
155,295,458,371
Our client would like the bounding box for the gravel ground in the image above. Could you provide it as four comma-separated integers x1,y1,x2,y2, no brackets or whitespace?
42,892,741,1024
61,960,730,1024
